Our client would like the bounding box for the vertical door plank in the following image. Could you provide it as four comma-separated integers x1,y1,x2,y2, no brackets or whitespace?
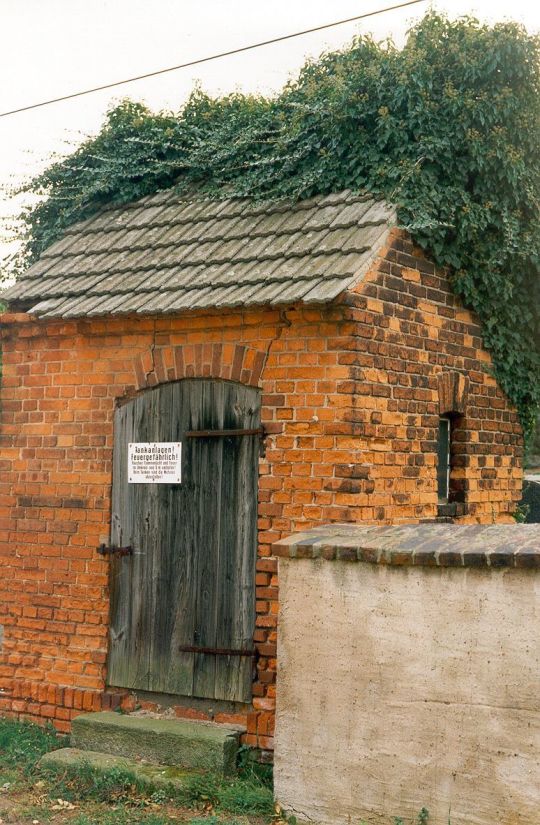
213,382,259,701
192,381,224,698
159,382,194,695
109,391,155,690
108,400,133,688
146,382,177,693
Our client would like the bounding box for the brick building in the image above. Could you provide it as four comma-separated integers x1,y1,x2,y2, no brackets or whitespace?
0,189,523,749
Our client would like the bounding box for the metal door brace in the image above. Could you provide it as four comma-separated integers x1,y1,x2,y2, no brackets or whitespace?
178,644,257,658
185,427,265,438
97,544,133,557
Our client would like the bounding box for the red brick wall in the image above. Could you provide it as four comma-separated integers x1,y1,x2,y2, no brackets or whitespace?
0,228,522,747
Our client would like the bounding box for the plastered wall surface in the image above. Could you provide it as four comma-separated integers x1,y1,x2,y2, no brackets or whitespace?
274,559,539,825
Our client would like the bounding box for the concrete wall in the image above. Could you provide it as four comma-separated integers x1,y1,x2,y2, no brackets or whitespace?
275,558,539,825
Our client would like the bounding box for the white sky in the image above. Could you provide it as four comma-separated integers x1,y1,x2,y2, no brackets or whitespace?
1,0,539,275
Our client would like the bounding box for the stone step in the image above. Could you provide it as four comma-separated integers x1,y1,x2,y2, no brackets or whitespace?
71,712,243,774
39,747,196,792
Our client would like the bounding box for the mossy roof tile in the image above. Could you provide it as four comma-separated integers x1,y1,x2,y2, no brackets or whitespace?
3,187,395,317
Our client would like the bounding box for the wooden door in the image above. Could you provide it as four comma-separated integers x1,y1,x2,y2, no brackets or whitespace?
107,379,260,703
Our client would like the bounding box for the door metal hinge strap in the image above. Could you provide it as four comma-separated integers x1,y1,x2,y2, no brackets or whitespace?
185,427,265,438
97,544,133,557
178,644,257,658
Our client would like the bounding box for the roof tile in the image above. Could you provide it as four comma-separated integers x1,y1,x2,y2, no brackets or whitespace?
2,188,395,317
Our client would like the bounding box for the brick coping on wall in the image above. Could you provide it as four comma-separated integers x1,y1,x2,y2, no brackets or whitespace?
273,524,540,568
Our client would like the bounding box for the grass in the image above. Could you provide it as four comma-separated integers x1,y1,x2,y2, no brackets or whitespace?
36,759,273,812
0,717,63,769
0,717,273,824
70,816,252,825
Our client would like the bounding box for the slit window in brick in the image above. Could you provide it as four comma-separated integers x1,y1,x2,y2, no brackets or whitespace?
437,416,451,502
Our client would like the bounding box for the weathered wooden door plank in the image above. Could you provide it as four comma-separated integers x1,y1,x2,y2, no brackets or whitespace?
191,381,222,699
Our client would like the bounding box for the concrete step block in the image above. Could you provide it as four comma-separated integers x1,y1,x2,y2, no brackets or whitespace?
39,747,196,791
71,711,243,774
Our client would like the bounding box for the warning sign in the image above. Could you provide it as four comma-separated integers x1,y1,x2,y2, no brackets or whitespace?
128,442,182,484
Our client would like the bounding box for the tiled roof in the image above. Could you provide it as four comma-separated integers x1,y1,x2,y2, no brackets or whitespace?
1,188,395,318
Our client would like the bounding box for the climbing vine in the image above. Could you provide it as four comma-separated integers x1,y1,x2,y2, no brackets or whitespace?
11,12,540,431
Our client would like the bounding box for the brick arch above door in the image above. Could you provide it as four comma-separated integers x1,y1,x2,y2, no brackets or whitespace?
132,343,268,392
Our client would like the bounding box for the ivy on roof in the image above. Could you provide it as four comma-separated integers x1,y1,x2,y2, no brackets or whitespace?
10,12,540,432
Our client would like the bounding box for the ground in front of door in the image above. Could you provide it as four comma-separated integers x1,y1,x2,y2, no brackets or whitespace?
0,717,274,825
0,791,271,825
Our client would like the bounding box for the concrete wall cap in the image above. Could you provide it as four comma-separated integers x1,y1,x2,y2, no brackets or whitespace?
273,524,540,569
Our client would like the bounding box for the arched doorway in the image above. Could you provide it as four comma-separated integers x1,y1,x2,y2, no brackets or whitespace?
107,378,261,702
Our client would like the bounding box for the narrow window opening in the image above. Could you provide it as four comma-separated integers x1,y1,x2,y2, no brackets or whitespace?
437,416,451,502
437,413,467,518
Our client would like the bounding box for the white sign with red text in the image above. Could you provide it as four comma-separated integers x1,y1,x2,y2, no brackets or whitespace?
128,442,182,483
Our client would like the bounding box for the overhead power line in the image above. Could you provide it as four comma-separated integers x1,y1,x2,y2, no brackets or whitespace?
1,0,427,119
